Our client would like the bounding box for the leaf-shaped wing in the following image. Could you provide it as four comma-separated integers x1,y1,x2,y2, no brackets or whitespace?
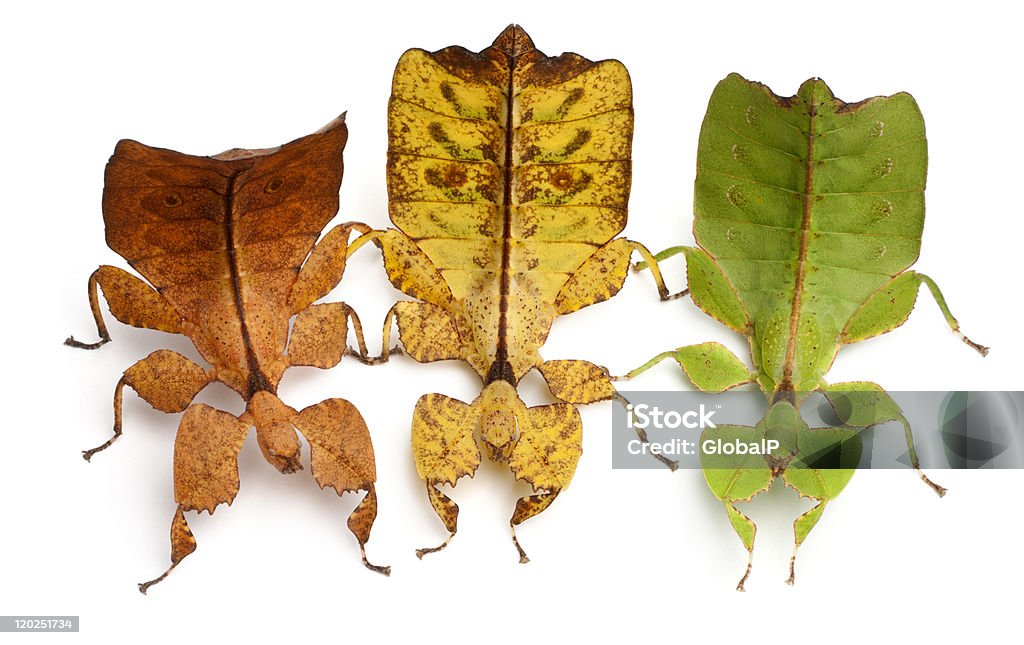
102,115,348,394
695,74,926,394
387,25,633,382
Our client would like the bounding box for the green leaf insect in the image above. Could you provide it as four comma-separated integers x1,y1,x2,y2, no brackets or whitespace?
630,73,989,590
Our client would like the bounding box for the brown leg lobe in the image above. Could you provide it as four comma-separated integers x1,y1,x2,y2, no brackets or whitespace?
139,506,195,594
347,486,390,576
417,482,459,559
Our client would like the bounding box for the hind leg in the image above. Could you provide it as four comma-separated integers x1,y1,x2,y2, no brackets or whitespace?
410,393,481,558
841,271,987,356
138,506,196,594
139,404,248,593
509,491,561,564
822,382,945,496
700,424,773,590
724,501,759,592
507,402,583,563
293,397,388,575
786,500,827,585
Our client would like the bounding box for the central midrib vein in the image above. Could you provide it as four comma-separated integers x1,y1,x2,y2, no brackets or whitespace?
224,170,272,397
780,99,818,395
492,35,518,381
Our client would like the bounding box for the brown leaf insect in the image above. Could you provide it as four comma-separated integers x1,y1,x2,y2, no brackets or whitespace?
66,114,389,592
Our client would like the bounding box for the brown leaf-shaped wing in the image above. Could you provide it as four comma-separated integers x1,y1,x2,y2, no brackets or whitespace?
102,115,348,394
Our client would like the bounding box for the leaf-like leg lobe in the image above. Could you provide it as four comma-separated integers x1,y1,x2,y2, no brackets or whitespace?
288,223,362,314
350,487,390,575
842,271,988,356
65,266,184,349
84,351,211,461
173,405,249,514
509,490,560,564
539,359,616,404
821,382,945,496
725,502,758,592
417,483,460,559
288,302,353,369
138,506,196,594
393,301,464,363
787,500,826,586
411,393,481,556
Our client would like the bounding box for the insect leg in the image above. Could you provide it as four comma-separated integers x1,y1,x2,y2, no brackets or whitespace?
382,301,463,365
614,351,678,381
628,240,686,300
617,343,752,396
631,245,688,271
293,397,388,575
842,271,988,356
287,302,354,369
411,394,481,558
724,501,758,592
786,499,827,586
65,266,182,349
417,482,461,559
288,223,367,314
375,229,454,308
914,273,988,356
140,405,249,593
83,350,211,461
507,402,583,563
510,491,561,564
138,506,196,594
821,382,946,497
348,486,389,575
555,238,675,315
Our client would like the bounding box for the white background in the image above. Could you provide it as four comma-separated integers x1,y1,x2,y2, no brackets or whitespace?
2,1,1021,642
